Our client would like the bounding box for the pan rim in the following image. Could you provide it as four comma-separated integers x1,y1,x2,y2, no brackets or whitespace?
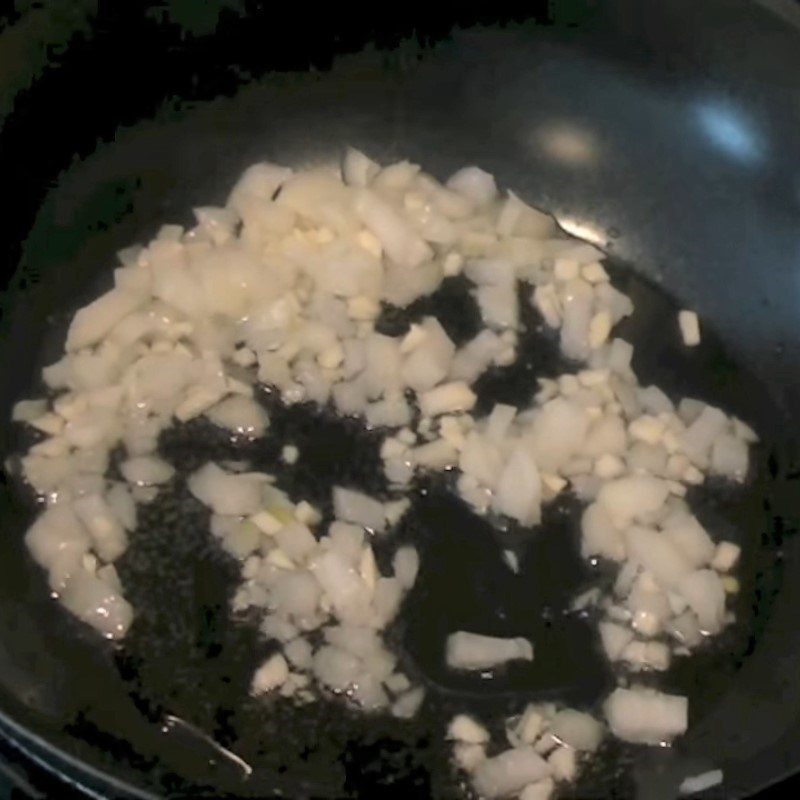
0,709,156,800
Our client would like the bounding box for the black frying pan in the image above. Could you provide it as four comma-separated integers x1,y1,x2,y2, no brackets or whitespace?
1,2,800,797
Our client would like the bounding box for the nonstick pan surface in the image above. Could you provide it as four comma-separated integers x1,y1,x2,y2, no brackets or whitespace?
1,3,800,798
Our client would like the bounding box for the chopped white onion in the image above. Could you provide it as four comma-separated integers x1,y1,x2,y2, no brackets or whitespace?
549,709,604,752
392,546,420,590
120,455,175,486
391,686,426,719
418,381,476,418
678,569,726,633
332,487,386,533
446,631,533,670
453,743,487,773
10,152,756,770
251,653,290,695
472,747,551,799
206,395,268,437
604,687,687,744
60,568,133,639
446,166,497,207
711,541,741,572
188,462,266,516
520,778,556,800
678,310,701,347
448,714,491,744
73,493,128,562
679,769,723,795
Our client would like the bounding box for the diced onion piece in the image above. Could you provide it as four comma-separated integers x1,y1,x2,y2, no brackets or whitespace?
419,381,476,418
485,403,516,441
678,310,701,347
472,747,552,799
548,746,577,781
312,645,361,692
273,521,317,563
711,541,741,572
25,509,90,593
520,778,556,800
679,769,724,795
453,743,487,773
492,447,542,526
282,444,300,464
681,406,728,464
310,550,370,623
662,513,715,568
677,398,706,425
400,317,455,391
206,395,268,437
284,637,313,670
218,519,260,560
391,686,425,719
560,279,594,360
597,476,670,529
582,262,609,283
620,639,670,671
549,709,603,752
120,455,175,486
604,687,688,744
60,568,133,639
446,631,533,670
624,526,693,590
448,714,491,744
383,497,410,526
12,399,48,422
342,148,380,187
369,576,403,627
261,616,298,642
583,415,627,458
251,653,290,695
355,189,432,268
606,338,634,376
328,522,365,564
628,576,672,636
333,487,386,533
392,546,420,589
193,205,237,244
733,418,759,443
599,621,634,661
638,385,674,415
581,503,625,562
667,610,703,647
678,569,726,633
272,569,322,618
526,398,590,472
106,483,138,531
66,288,144,351
188,462,265,516
533,284,562,328
446,166,497,207
324,625,383,659
475,282,519,330
227,162,293,215
73,493,128,562
512,705,546,745
515,204,557,240
411,438,458,469
710,433,748,481
450,330,506,384
589,311,612,349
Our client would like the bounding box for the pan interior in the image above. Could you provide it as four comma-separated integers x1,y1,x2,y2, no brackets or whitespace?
1,11,799,799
